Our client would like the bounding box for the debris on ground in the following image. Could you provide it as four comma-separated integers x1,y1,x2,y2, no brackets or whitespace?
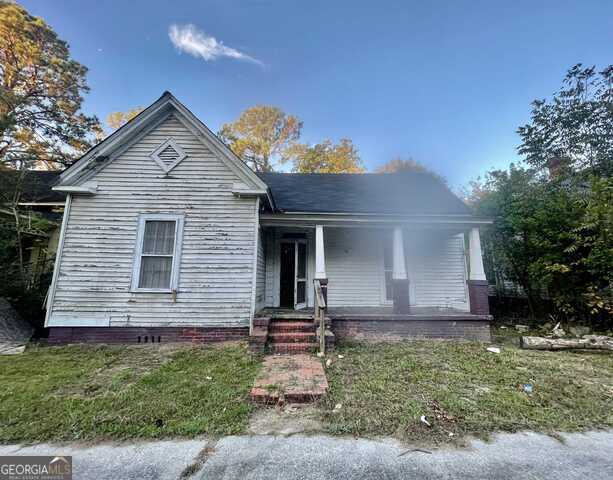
325,358,332,367
337,354,344,359
486,346,501,354
0,298,33,355
521,335,613,351
551,322,566,338
0,343,26,355
420,415,431,427
521,383,534,394
515,324,530,333
569,325,591,337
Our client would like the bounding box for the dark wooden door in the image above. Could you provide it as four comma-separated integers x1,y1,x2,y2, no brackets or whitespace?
279,242,295,308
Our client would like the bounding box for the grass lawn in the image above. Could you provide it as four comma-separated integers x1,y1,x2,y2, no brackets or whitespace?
2,333,613,445
0,342,260,444
320,336,613,444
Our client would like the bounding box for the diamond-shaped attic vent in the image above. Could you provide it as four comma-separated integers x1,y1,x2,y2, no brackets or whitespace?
150,138,187,173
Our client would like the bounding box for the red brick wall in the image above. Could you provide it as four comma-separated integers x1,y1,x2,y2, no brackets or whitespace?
467,280,490,315
48,326,249,345
331,318,491,342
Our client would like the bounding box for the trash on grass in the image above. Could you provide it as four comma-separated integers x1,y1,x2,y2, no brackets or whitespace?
551,322,566,338
420,415,431,427
521,383,534,394
338,354,345,359
205,376,212,380
325,359,332,367
486,346,501,354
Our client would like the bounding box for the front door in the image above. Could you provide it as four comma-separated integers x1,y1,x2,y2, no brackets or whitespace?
279,240,308,309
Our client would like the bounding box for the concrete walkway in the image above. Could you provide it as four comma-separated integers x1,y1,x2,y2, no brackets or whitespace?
1,431,612,480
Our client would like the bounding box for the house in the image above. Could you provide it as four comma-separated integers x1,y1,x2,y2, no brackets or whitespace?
0,170,65,286
45,92,492,347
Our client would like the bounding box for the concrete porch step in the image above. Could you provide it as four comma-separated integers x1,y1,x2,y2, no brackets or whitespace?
269,312,314,321
269,321,315,333
269,332,316,343
269,342,317,354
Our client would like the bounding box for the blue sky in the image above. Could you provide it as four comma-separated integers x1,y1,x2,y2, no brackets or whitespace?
22,0,613,186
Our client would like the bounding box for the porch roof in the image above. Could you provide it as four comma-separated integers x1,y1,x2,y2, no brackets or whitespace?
258,172,472,216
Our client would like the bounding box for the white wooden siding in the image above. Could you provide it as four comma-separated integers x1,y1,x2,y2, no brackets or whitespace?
263,227,469,310
406,233,469,311
48,114,258,327
325,228,383,307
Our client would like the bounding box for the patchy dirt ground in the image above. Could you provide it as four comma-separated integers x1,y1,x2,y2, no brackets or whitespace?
249,405,323,436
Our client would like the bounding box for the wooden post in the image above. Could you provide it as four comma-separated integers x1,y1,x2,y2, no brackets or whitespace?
467,227,489,315
392,227,409,314
315,225,328,307
468,227,486,281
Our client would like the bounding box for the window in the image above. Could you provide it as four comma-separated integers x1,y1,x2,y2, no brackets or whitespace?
131,214,184,292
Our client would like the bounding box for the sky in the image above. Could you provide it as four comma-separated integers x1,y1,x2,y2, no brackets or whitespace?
21,0,613,187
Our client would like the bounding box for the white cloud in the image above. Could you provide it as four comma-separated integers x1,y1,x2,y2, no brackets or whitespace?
168,24,262,66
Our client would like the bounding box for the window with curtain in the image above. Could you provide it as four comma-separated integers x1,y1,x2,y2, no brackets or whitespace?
132,215,184,291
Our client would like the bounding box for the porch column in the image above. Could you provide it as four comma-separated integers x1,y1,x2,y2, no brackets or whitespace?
392,226,409,314
467,227,489,315
315,225,328,306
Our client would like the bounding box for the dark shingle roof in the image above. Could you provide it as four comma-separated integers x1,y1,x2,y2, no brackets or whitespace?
257,172,471,215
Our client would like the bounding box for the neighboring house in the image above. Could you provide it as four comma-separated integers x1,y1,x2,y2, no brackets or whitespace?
0,171,65,285
45,92,492,345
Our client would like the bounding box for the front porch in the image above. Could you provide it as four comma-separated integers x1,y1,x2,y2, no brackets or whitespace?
254,217,492,345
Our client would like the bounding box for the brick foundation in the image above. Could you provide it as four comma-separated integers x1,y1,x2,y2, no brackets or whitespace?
48,326,249,345
331,316,491,342
392,279,410,314
467,280,490,315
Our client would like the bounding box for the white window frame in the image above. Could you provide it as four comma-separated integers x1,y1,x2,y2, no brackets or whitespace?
131,213,185,293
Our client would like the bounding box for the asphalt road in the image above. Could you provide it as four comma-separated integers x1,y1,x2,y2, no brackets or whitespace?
1,431,612,480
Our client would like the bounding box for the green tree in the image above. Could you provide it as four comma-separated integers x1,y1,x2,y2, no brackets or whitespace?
472,165,612,324
219,105,302,172
517,64,613,177
288,138,365,173
106,107,143,132
0,1,101,169
376,157,445,183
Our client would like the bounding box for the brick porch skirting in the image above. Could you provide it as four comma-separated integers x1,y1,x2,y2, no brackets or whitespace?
330,316,491,342
48,326,249,345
